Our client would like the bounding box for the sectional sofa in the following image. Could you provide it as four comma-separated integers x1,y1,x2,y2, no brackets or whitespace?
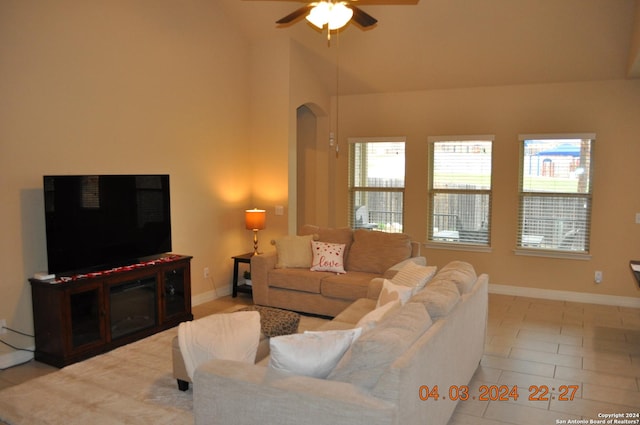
192,260,489,425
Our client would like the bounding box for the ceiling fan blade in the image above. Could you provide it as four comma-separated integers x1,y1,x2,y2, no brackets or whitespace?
350,5,378,27
276,4,313,24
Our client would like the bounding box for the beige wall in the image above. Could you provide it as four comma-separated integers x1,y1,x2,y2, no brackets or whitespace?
248,37,332,238
289,42,332,232
329,80,640,299
2,1,638,341
0,1,253,331
247,37,291,243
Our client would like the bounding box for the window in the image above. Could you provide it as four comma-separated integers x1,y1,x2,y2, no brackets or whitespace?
517,134,594,256
348,137,405,233
428,136,493,246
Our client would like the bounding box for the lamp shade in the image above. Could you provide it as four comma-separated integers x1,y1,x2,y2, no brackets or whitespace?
245,209,266,230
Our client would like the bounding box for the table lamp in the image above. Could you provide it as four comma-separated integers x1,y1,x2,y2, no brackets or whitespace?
245,208,266,255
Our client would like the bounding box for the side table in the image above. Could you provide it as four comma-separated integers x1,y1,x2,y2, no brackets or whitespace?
232,252,254,297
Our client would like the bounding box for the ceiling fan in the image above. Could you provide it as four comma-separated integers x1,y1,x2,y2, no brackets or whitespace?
273,0,418,30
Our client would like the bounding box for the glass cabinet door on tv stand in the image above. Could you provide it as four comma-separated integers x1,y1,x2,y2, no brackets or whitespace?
163,267,189,320
69,281,106,350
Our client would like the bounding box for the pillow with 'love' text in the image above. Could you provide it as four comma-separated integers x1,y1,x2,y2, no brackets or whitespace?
310,241,346,274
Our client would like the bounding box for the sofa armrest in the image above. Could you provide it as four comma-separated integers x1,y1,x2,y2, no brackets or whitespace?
194,360,397,425
367,277,385,300
410,240,421,257
250,250,277,306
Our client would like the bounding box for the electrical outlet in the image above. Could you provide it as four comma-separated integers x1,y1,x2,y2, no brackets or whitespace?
594,271,603,284
0,319,6,334
204,267,210,279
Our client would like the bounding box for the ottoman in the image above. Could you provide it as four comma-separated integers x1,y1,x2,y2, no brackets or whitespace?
172,305,300,390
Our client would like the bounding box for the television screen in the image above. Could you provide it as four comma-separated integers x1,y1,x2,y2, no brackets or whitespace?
43,175,172,275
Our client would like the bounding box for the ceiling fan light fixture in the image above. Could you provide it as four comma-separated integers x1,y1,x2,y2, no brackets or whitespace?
306,2,330,28
305,1,353,30
328,2,353,30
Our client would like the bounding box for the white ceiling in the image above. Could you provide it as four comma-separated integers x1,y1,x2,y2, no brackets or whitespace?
218,0,640,95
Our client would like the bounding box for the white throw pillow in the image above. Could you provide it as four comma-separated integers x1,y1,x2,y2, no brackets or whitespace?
178,311,261,380
274,235,315,268
391,262,437,293
355,299,401,331
376,279,413,308
310,241,346,274
269,328,362,378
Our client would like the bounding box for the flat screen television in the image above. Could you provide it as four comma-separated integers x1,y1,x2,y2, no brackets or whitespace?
43,174,172,276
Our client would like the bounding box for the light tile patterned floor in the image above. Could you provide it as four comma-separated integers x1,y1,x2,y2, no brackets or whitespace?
450,294,640,424
1,293,639,424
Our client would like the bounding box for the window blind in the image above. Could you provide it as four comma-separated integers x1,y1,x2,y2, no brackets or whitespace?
348,138,405,233
517,134,594,254
428,137,493,246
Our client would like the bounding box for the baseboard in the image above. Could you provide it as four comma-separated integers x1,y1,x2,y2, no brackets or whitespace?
192,286,232,307
489,284,640,308
0,346,34,369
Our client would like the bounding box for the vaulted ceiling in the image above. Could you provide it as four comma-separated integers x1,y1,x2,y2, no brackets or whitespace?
218,0,640,95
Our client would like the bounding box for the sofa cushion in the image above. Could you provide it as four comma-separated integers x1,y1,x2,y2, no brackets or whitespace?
432,261,477,294
346,230,412,274
269,328,362,378
328,303,432,389
391,262,437,293
310,241,346,273
410,280,460,319
320,272,377,300
300,225,354,263
268,268,328,294
274,235,315,269
376,279,413,308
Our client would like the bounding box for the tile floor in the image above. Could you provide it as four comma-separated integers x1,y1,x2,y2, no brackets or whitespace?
1,293,639,424
450,294,640,424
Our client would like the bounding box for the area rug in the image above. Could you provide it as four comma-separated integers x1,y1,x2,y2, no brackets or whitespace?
0,313,327,425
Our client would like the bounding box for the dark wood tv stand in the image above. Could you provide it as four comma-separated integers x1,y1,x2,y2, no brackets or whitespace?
29,254,193,367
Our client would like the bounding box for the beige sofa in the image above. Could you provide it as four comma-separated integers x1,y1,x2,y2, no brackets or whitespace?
251,225,425,317
193,261,489,425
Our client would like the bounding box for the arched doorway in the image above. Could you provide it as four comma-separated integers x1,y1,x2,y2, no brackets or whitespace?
295,103,328,232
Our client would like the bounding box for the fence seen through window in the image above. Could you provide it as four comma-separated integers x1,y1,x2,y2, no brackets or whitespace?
428,138,493,246
349,138,405,233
